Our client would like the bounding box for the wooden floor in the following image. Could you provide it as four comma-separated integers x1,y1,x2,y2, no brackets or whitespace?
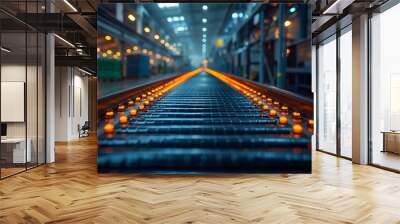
0,136,400,224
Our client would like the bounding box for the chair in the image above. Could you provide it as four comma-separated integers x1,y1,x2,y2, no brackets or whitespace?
78,121,90,138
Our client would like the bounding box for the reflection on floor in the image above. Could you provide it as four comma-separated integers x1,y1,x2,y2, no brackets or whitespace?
1,162,44,178
0,136,400,223
373,150,400,171
0,167,25,178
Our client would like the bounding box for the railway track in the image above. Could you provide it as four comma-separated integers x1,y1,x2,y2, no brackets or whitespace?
98,68,313,173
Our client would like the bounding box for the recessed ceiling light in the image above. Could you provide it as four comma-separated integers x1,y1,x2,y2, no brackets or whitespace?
202,5,208,11
202,27,207,32
202,18,207,23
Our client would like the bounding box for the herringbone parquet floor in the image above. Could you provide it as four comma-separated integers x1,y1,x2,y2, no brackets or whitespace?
1,136,399,224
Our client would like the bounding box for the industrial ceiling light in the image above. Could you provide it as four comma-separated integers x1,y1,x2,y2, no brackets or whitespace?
202,39,206,43
128,14,136,22
144,27,151,33
202,27,207,32
284,20,292,27
289,7,296,13
106,49,113,55
160,39,165,44
232,12,238,19
63,0,78,12
158,3,179,8
176,26,186,32
54,34,75,48
202,5,208,11
104,35,112,41
202,18,207,23
154,34,160,40
1,47,11,53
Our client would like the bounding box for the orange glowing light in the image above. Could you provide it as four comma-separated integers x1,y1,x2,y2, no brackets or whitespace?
130,109,137,116
117,105,125,112
269,109,277,118
308,119,314,128
292,124,303,134
293,112,301,119
103,123,114,134
105,111,114,118
279,116,288,125
119,116,128,124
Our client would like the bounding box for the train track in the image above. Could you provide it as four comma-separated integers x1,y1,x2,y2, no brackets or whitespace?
98,68,313,173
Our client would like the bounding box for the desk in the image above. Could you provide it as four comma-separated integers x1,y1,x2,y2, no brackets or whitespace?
1,138,31,163
382,131,400,154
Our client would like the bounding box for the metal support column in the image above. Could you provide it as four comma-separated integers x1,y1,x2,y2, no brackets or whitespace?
259,7,265,84
46,0,55,163
276,4,287,89
352,14,369,164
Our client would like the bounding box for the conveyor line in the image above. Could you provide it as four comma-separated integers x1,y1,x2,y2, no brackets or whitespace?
98,68,312,173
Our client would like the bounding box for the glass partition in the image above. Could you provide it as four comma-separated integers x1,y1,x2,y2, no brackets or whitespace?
339,28,352,158
1,30,28,177
370,3,400,171
0,1,46,179
317,35,337,154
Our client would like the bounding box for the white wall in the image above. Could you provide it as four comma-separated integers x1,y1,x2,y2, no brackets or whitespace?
54,67,89,141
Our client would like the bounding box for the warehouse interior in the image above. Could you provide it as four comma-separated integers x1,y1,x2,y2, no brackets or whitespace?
0,0,400,222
